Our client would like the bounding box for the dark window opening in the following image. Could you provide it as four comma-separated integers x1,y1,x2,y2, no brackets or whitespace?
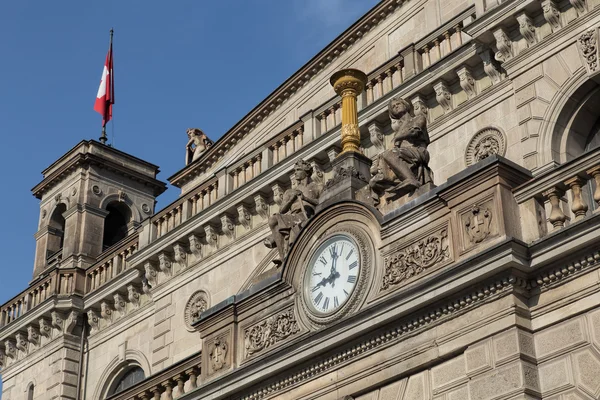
103,202,131,250
27,384,34,400
47,204,67,257
108,366,145,396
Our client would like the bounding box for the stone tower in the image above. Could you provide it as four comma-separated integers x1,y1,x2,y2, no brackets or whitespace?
31,140,166,278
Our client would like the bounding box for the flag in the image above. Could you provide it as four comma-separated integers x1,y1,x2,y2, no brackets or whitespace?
94,33,114,127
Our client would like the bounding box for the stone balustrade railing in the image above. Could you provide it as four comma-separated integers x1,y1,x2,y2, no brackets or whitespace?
266,121,304,169
86,235,139,293
106,352,201,400
515,147,600,241
0,268,85,329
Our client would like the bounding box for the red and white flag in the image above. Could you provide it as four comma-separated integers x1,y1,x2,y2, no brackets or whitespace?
94,37,114,126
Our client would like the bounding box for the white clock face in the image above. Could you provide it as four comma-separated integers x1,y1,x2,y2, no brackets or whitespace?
305,235,360,315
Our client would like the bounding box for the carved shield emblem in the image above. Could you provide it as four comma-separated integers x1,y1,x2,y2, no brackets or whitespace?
465,206,492,244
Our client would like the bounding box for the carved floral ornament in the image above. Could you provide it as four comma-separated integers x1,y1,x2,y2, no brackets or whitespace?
184,291,209,329
244,307,300,359
465,127,506,166
578,27,598,74
381,226,451,291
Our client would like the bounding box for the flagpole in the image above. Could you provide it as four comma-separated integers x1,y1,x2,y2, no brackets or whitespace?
99,28,113,145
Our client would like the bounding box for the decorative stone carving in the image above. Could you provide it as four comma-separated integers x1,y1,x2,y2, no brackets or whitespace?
209,337,229,372
114,293,127,316
101,301,113,320
465,128,507,166
39,318,51,338
87,310,100,333
237,204,252,230
271,183,285,206
542,0,561,32
158,252,172,275
118,190,127,202
578,29,598,74
516,12,536,46
221,214,235,239
411,95,428,120
142,279,152,295
381,227,450,291
188,234,202,257
144,261,159,287
434,80,452,112
27,326,40,346
244,307,300,358
368,121,385,152
5,340,16,359
184,291,209,329
493,28,513,62
127,284,141,309
205,228,221,251
456,66,477,100
51,311,63,330
324,166,367,190
186,128,213,165
142,203,151,214
326,147,340,162
172,243,187,265
254,194,270,220
310,161,325,188
92,185,102,195
569,0,587,15
264,160,322,265
465,205,492,244
15,333,27,352
0,349,5,369
478,47,503,84
369,96,434,206
65,311,79,334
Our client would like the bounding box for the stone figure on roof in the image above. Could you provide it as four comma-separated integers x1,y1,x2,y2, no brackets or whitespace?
369,96,434,205
186,128,213,165
265,159,322,265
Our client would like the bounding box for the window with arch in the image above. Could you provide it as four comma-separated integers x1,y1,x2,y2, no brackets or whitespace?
107,365,145,396
27,383,34,400
103,201,132,250
47,203,67,257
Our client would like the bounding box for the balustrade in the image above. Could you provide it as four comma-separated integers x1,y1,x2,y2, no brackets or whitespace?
86,236,139,293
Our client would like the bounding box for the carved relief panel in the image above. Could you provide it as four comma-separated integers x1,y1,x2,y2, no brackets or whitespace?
204,330,232,377
457,197,498,254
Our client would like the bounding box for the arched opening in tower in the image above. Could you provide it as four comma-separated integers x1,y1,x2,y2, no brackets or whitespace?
47,203,67,257
103,202,131,250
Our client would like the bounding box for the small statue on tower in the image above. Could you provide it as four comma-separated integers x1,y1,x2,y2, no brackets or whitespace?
369,97,434,205
186,128,213,165
265,160,322,265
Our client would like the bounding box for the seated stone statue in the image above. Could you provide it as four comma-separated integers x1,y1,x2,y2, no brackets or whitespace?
186,128,213,165
265,160,322,265
369,97,434,205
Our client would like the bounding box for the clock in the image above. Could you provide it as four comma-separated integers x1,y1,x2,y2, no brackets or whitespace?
304,235,360,316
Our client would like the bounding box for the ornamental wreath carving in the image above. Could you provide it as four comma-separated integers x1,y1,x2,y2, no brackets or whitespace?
465,128,506,166
184,291,209,329
381,227,450,291
244,307,300,358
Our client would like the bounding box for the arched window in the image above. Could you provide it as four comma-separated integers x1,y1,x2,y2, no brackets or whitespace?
26,383,34,400
108,366,145,396
47,204,67,257
103,202,132,250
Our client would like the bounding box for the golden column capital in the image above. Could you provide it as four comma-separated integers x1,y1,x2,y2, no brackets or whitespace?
330,69,368,154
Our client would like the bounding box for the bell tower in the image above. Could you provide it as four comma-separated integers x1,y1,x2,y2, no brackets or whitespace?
31,140,166,278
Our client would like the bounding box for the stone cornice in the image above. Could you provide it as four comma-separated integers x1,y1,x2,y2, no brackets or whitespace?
168,0,405,188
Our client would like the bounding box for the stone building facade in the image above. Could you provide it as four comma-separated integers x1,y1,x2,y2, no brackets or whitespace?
3,0,600,399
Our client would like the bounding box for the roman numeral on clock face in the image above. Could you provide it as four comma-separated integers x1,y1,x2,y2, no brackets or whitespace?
314,292,323,305
349,260,358,270
334,296,339,308
323,297,330,311
347,275,357,284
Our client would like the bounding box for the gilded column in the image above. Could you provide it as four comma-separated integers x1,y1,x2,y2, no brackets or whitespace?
330,69,368,155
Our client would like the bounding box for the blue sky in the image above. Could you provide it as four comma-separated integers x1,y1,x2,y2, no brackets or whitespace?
0,0,379,318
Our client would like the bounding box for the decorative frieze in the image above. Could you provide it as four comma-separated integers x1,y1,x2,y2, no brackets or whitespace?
221,214,235,239
493,28,513,62
434,80,452,112
173,243,187,264
541,0,561,32
237,204,252,230
127,284,141,309
254,194,269,220
516,12,536,47
578,28,598,74
27,326,40,346
456,66,477,100
244,307,300,359
158,252,172,275
368,121,385,152
381,227,450,291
